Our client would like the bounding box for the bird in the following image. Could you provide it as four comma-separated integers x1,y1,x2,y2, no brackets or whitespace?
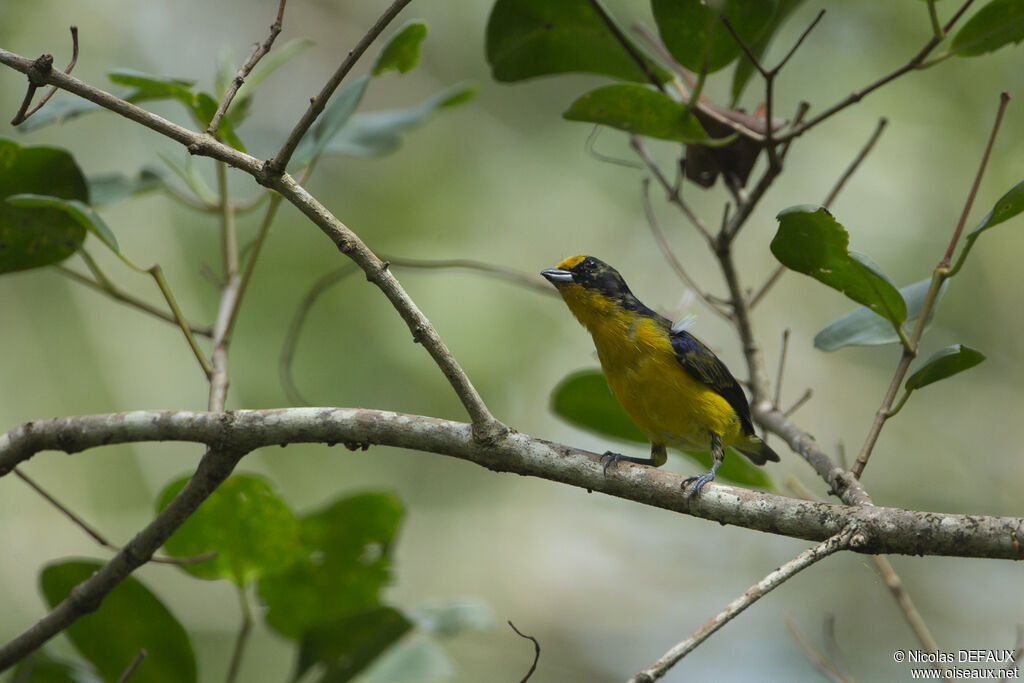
541,255,779,496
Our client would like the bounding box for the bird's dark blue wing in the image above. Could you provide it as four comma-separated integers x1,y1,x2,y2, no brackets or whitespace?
669,330,755,436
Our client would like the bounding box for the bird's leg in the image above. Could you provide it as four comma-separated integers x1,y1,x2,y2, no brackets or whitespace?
682,433,724,497
601,442,667,475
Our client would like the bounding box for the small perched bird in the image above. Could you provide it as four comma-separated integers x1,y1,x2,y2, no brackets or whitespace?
542,255,779,496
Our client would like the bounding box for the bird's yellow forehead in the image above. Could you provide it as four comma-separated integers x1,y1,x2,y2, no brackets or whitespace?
557,255,586,270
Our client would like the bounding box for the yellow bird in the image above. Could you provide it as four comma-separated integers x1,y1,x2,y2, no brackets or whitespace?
542,255,779,496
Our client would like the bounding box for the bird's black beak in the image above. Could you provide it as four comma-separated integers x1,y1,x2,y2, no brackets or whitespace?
541,267,574,284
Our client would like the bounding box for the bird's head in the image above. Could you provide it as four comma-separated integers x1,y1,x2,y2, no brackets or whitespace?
541,255,642,329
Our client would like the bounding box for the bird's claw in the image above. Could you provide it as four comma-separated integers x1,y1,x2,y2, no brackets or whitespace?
600,451,622,475
682,471,715,498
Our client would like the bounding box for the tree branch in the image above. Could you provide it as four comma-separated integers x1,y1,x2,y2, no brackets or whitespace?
0,409,1021,561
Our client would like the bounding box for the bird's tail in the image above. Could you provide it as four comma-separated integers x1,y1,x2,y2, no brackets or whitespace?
735,436,781,465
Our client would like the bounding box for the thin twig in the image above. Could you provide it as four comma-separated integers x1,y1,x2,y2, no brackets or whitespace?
223,194,283,343
508,621,540,683
55,264,212,336
785,617,853,683
207,0,286,136
268,0,413,173
641,179,732,321
148,265,213,378
773,329,790,409
872,555,950,681
823,118,889,209
14,468,215,566
10,26,78,125
852,92,1010,479
115,649,147,683
784,389,813,417
584,126,644,169
226,586,253,683
776,0,976,144
631,136,714,243
629,525,865,682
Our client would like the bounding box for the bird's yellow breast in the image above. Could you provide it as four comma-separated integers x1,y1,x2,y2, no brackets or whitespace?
576,301,744,450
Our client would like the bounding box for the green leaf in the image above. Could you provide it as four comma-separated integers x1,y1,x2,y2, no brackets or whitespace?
40,560,196,683
550,369,773,488
773,205,907,325
11,650,103,683
905,345,986,391
323,83,476,158
157,151,217,206
563,84,709,143
292,74,371,168
361,636,454,683
259,491,404,639
969,177,1024,236
374,22,428,76
107,69,195,104
652,0,775,74
0,139,89,273
731,0,805,103
409,598,495,638
87,167,165,206
814,277,948,351
7,194,119,254
156,473,302,585
485,0,670,83
294,607,412,683
950,0,1024,56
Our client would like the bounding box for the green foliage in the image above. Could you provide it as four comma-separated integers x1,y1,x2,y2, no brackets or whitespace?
949,0,1024,56
87,168,165,206
0,139,89,273
294,607,412,683
772,205,907,327
39,560,196,683
550,369,774,488
6,194,119,254
10,650,103,683
374,22,429,75
563,84,709,142
258,491,404,639
157,474,302,585
485,0,669,83
969,177,1024,236
814,278,947,351
651,0,773,74
293,75,372,166
905,344,986,391
323,83,476,158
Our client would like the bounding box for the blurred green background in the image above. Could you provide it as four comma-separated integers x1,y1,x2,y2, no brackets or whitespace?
1,1,1023,681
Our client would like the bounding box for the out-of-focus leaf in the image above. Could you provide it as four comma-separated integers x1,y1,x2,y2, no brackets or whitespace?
905,345,986,391
6,194,119,254
563,84,709,143
486,0,670,83
360,635,454,683
773,205,907,325
731,0,805,103
157,151,217,206
550,369,773,488
40,560,196,683
292,75,371,168
814,277,948,351
969,177,1024,236
259,491,404,639
0,139,89,273
652,0,774,74
950,0,1024,56
11,650,102,683
373,22,428,75
87,167,164,206
156,473,302,585
229,38,315,123
323,83,475,158
293,607,412,683
409,598,495,638
107,69,195,104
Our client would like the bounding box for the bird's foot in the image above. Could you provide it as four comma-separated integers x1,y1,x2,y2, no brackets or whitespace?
681,470,715,497
600,451,656,475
